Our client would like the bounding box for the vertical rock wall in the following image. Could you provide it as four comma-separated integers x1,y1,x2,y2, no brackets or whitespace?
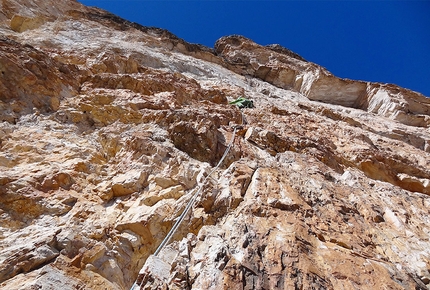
0,1,430,289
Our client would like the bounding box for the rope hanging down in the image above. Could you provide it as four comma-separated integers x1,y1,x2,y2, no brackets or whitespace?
131,124,239,290
154,126,237,256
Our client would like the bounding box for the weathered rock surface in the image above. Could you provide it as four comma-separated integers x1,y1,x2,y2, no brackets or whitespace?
215,35,430,128
0,0,430,289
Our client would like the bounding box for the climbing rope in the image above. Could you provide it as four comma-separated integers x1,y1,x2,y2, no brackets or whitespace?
154,126,237,256
131,122,241,290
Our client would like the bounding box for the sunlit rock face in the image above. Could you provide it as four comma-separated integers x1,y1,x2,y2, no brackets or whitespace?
1,1,430,289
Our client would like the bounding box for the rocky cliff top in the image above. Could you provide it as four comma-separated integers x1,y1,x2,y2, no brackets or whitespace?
1,0,430,289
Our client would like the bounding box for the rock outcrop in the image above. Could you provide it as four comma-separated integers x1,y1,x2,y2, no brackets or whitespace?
1,1,430,289
215,35,430,128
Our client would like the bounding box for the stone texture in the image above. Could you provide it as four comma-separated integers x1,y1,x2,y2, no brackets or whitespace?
215,35,430,127
0,0,430,289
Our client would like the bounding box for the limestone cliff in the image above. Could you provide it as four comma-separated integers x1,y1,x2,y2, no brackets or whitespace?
1,0,430,289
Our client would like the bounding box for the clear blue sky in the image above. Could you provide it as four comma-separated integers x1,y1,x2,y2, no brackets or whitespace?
79,0,430,97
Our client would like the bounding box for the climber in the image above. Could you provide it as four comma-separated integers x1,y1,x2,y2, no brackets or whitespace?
229,97,254,109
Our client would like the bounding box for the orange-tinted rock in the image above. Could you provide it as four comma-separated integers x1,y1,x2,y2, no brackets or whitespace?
0,0,429,289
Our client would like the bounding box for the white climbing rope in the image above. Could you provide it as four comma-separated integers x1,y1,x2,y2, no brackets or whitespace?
154,125,237,256
131,124,239,290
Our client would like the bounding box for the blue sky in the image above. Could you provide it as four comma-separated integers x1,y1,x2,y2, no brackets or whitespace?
79,1,430,97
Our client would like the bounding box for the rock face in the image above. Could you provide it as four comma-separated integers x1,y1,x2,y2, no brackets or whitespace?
1,1,430,289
